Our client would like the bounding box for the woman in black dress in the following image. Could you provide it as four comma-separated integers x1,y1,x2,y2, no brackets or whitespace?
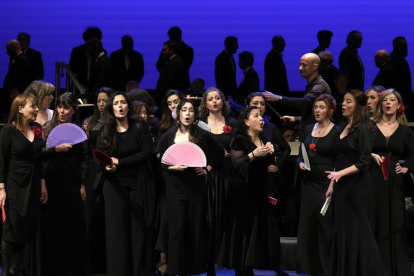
0,94,47,276
368,89,414,276
82,87,113,274
325,90,388,276
218,106,287,276
198,87,235,275
97,91,154,276
40,92,87,276
296,94,340,276
157,99,224,276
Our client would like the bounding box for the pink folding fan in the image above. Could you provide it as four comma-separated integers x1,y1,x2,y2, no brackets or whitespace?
161,142,207,167
46,123,87,148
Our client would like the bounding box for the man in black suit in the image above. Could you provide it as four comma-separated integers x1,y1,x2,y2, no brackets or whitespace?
17,32,44,81
70,27,105,89
372,49,398,90
319,51,338,93
156,26,193,86
312,30,333,55
339,30,364,91
236,51,259,103
2,40,31,112
264,35,289,95
155,41,188,105
263,53,331,140
87,38,112,93
215,36,238,98
390,37,412,95
110,35,144,91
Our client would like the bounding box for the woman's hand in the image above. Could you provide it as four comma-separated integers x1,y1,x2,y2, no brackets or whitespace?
111,157,119,166
83,122,89,138
371,153,383,166
326,170,343,182
253,146,269,157
325,183,334,200
299,162,307,171
268,164,279,173
168,164,188,172
55,143,72,153
224,150,230,158
280,116,295,123
80,185,86,201
105,164,116,172
396,163,408,174
0,183,6,206
195,167,208,175
40,180,48,204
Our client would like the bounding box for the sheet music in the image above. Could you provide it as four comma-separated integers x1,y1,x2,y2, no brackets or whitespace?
301,143,311,171
320,198,331,216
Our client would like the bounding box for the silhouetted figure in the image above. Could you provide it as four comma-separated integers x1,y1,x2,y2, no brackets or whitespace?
110,35,144,91
87,38,112,93
319,51,338,92
372,49,399,90
312,30,333,55
190,78,205,90
3,40,31,110
126,81,139,92
263,53,331,140
236,51,259,104
69,27,106,89
334,71,349,94
17,32,44,81
155,40,188,105
339,30,364,91
264,35,289,94
156,26,193,74
390,36,412,95
215,36,238,98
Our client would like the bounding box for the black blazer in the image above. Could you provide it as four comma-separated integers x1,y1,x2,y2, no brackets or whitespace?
236,67,259,103
339,46,365,91
372,62,399,91
390,51,412,94
4,53,31,93
156,41,194,72
24,47,44,81
110,49,144,91
69,44,89,86
89,54,113,93
215,50,237,98
264,49,289,94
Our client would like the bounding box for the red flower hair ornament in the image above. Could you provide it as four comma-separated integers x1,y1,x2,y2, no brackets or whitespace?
397,105,407,115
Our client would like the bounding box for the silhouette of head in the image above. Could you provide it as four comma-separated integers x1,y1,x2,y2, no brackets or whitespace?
238,51,254,70
6,40,21,58
121,35,134,52
224,36,238,54
317,30,333,49
86,37,103,59
17,32,30,51
82,27,102,42
168,26,182,43
374,49,389,68
346,30,362,49
162,40,178,59
334,71,349,93
299,53,320,80
393,36,408,57
318,51,334,70
272,36,286,53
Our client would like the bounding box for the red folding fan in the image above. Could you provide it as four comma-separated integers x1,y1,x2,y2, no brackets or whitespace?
381,153,391,181
92,149,113,166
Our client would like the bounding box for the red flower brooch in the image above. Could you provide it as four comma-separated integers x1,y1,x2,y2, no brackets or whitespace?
223,126,232,134
33,126,42,139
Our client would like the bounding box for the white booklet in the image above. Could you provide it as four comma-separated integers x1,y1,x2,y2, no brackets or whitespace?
301,143,311,171
320,198,331,216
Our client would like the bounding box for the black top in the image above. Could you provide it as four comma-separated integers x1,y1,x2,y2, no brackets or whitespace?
89,54,113,93
372,62,399,91
262,122,291,170
4,53,31,93
215,50,237,98
339,46,365,91
264,48,289,94
236,67,260,104
24,47,44,81
390,51,412,94
110,48,144,91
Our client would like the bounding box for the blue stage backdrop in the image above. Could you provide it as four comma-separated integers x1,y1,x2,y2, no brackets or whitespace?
0,0,413,93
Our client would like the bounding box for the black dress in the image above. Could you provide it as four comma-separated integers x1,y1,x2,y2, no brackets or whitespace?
368,125,414,276
0,123,43,243
296,124,340,276
217,134,282,271
157,126,224,275
329,125,388,276
82,117,106,274
39,121,87,276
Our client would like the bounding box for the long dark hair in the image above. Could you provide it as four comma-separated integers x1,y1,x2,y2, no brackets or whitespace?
50,92,79,129
126,88,157,115
234,106,265,140
160,89,184,135
176,99,203,144
99,91,147,154
89,87,114,130
245,91,266,106
344,90,372,135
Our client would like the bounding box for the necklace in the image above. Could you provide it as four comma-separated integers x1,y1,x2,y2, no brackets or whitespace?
381,118,397,125
309,122,331,156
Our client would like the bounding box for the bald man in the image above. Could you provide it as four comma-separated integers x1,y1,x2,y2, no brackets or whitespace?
372,49,399,90
3,40,31,111
263,53,331,140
